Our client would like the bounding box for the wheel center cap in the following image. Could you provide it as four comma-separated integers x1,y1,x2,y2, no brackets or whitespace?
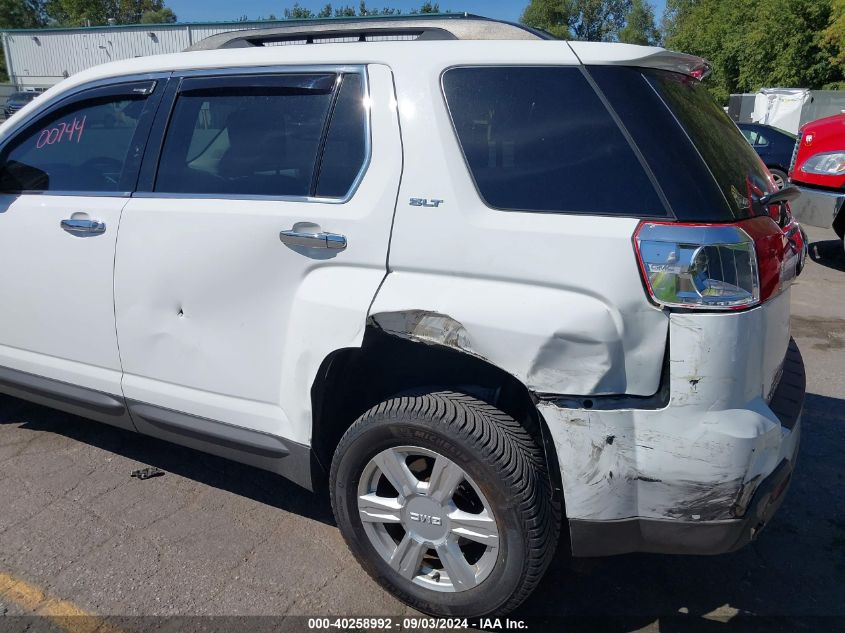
404,496,448,541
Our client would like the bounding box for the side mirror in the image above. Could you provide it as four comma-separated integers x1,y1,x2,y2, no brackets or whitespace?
759,184,800,207
0,160,49,192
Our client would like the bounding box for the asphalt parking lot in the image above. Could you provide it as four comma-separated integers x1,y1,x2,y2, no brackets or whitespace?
0,225,843,632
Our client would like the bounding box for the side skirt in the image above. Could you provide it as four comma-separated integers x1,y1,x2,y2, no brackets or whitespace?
127,401,317,491
0,364,317,491
0,365,134,431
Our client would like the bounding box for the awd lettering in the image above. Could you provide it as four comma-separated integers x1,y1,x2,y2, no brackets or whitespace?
409,511,442,526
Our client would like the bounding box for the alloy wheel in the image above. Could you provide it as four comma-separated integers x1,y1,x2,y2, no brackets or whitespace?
356,445,500,593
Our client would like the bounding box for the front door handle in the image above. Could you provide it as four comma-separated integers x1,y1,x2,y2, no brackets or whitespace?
280,226,347,250
61,218,106,236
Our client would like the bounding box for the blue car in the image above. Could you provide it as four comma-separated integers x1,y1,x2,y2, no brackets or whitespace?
737,122,797,189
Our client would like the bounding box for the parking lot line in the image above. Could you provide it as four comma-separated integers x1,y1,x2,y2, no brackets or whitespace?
0,570,125,633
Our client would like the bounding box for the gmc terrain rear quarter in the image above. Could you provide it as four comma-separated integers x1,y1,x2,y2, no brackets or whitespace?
0,14,806,617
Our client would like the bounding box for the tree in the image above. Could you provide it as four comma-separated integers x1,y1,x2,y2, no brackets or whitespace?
140,6,175,22
521,0,633,41
824,0,845,72
415,1,439,13
283,2,314,18
45,0,176,26
660,0,696,41
281,3,432,19
663,0,841,102
0,0,46,29
1,0,47,80
619,0,659,45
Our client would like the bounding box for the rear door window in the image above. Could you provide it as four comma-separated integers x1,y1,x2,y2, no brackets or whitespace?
442,66,667,217
0,82,154,193
155,72,368,199
315,73,368,198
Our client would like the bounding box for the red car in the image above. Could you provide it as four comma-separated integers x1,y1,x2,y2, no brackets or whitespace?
790,113,845,244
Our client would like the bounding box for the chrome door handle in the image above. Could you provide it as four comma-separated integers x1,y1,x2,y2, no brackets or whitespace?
61,218,106,235
280,228,347,250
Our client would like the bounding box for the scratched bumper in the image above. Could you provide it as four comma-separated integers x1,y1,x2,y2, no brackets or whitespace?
539,296,804,556
566,453,797,556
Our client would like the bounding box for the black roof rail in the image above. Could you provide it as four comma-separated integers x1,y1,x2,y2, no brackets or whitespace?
186,14,554,50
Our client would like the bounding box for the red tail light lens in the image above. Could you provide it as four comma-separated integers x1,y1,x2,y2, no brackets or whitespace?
634,217,793,311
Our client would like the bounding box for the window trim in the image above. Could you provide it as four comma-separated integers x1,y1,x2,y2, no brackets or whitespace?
0,73,170,198
439,64,673,220
135,64,372,205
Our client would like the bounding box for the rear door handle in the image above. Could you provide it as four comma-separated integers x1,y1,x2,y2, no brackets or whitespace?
280,227,347,250
61,218,106,235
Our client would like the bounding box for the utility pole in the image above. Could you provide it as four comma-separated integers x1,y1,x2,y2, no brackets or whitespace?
1,32,15,87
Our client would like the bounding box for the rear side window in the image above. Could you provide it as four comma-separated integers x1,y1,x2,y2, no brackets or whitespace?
316,74,368,198
646,70,774,217
442,66,666,217
155,72,367,199
0,88,150,193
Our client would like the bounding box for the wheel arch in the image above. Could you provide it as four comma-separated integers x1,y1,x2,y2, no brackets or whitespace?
309,316,565,510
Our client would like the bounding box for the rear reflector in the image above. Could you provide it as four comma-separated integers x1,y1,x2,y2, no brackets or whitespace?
634,217,791,311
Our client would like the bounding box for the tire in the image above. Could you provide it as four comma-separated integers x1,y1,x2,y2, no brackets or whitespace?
330,390,560,617
769,167,788,190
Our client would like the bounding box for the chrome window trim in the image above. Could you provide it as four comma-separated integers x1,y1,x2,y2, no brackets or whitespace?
145,64,372,205
0,190,133,198
0,71,171,198
133,191,357,204
174,64,366,78
0,64,373,204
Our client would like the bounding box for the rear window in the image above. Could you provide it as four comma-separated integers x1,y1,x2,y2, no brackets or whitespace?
588,66,777,222
645,70,775,217
442,66,667,217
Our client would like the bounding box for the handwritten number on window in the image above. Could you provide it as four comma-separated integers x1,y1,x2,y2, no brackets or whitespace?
36,116,86,149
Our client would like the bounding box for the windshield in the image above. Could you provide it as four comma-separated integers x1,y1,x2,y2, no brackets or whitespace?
646,70,776,218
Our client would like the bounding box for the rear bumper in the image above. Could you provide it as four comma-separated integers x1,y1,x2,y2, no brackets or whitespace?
568,448,797,556
540,300,805,557
790,184,845,231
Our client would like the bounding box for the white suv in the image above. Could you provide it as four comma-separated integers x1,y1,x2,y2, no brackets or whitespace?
0,15,807,618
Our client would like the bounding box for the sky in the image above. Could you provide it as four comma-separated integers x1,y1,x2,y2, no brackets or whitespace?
168,0,668,24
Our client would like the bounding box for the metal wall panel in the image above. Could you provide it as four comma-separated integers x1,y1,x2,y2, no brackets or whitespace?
2,22,276,88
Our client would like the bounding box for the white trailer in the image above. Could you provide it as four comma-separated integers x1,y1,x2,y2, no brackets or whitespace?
733,88,845,134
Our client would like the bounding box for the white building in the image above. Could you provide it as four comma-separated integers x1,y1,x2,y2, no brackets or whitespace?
1,20,279,89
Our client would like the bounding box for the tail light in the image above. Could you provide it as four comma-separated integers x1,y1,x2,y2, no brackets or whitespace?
634,217,798,311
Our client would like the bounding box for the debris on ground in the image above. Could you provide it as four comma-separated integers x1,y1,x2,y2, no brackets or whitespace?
130,467,165,480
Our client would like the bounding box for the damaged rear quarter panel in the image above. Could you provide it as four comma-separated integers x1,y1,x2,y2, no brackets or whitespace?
539,292,795,523
381,57,668,398
368,270,668,397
